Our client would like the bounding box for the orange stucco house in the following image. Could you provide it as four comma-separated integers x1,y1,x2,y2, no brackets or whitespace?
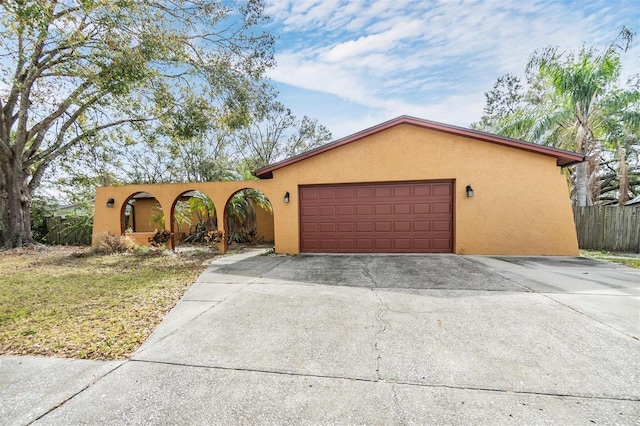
92,116,584,255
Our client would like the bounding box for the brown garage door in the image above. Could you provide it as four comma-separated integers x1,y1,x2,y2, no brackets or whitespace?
299,181,453,253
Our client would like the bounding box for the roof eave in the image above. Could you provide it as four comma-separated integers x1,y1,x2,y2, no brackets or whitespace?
254,115,585,178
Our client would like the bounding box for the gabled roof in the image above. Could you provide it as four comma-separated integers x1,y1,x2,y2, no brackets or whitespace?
254,115,585,179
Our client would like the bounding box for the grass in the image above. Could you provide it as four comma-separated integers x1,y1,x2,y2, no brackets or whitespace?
0,246,217,360
580,250,640,269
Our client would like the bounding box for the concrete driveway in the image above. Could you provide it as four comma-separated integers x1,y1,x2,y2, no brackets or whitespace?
2,251,639,425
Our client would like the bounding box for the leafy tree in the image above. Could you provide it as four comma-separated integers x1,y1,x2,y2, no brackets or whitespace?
29,194,56,243
597,86,640,204
474,28,639,206
234,101,332,169
0,0,274,248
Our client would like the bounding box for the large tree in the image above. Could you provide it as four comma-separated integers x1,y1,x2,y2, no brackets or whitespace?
474,29,639,206
0,0,273,248
233,101,332,170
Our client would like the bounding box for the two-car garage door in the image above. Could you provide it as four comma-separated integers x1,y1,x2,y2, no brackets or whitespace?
299,181,453,253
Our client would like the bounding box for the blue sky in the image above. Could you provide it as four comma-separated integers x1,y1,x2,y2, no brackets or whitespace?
262,0,640,139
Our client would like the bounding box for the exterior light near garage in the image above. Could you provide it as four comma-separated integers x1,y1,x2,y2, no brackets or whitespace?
284,192,290,203
466,185,474,198
106,198,115,208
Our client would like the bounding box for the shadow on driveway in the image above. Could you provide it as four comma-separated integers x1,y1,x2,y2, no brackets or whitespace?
212,254,529,292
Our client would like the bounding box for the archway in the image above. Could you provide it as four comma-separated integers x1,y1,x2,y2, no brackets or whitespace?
169,190,219,249
119,191,163,246
224,188,274,249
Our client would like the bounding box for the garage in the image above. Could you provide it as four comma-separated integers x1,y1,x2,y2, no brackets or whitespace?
299,181,453,253
95,115,584,255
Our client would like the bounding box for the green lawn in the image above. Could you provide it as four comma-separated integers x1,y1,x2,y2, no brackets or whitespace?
580,250,640,269
0,247,216,359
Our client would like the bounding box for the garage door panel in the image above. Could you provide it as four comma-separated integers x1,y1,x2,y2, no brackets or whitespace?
394,186,412,197
357,239,374,249
318,239,336,250
413,239,431,249
433,202,452,214
301,223,318,232
375,204,392,215
319,206,335,216
394,221,411,232
433,220,452,231
319,189,335,199
337,205,354,216
413,221,431,231
356,222,373,232
337,188,354,198
301,206,318,217
375,238,392,249
337,222,353,232
375,221,392,232
375,187,392,198
433,183,452,196
337,239,355,249
413,185,431,196
394,238,411,249
319,223,336,232
300,181,453,253
355,187,373,198
356,204,374,215
301,239,318,250
433,239,453,250
394,203,411,214
413,203,431,214
300,189,318,200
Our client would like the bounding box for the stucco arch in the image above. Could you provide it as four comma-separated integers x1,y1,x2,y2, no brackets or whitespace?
115,190,164,247
169,189,219,248
93,180,284,252
222,187,274,250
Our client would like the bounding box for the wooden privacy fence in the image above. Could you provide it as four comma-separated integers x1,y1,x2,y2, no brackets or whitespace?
573,206,640,253
44,217,92,246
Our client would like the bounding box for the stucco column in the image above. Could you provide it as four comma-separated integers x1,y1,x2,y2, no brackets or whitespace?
218,215,227,254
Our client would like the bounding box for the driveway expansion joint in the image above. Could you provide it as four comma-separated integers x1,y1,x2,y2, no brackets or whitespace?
128,359,640,403
134,289,248,357
540,292,640,342
29,361,126,425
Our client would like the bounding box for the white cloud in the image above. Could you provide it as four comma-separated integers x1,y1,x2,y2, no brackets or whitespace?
265,0,640,133
325,20,425,62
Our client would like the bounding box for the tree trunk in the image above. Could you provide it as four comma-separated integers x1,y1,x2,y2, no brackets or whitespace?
0,155,35,248
618,145,629,205
574,161,590,207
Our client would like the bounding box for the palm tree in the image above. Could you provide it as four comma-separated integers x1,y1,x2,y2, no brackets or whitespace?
226,163,272,244
518,29,634,206
598,87,640,204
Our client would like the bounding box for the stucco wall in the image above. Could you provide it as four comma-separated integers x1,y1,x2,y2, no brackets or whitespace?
255,204,275,242
93,123,579,255
128,198,159,232
268,124,578,255
93,182,280,251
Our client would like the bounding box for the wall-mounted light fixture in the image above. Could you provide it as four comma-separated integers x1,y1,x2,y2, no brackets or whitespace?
466,185,474,198
106,198,115,208
284,192,290,203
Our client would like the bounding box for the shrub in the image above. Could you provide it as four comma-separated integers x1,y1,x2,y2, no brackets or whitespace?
204,230,224,249
148,229,173,247
93,232,136,254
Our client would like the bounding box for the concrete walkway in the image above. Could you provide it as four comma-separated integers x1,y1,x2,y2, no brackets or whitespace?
1,250,639,425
